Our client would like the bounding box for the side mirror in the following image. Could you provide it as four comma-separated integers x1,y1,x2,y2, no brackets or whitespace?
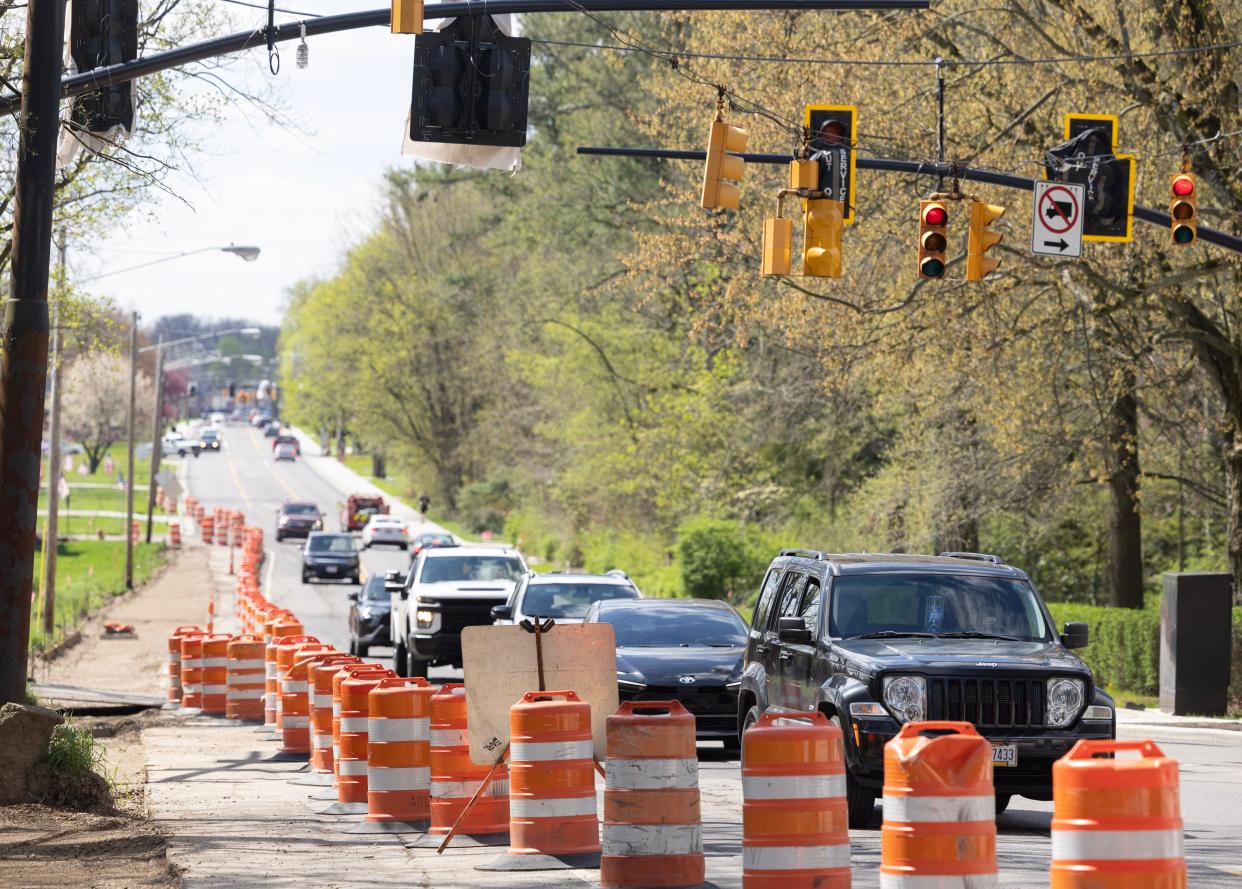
384,569,405,584
1061,621,1089,649
491,605,513,621
347,591,359,601
777,616,812,644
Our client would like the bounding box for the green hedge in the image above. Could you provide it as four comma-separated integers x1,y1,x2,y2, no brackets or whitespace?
1047,602,1242,703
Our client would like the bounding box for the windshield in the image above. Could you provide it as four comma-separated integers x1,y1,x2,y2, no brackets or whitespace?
364,575,389,601
420,555,524,583
829,574,1049,641
284,504,318,516
308,535,355,553
521,583,637,619
416,534,454,546
201,430,218,439
600,607,747,647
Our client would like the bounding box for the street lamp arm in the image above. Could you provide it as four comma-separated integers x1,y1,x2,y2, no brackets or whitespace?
139,326,264,353
81,245,262,284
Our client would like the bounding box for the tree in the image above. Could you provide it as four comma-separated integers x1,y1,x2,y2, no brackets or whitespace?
60,354,153,474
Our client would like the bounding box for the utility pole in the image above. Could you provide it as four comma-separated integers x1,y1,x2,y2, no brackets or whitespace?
145,335,165,543
0,0,67,706
125,313,139,589
41,234,67,637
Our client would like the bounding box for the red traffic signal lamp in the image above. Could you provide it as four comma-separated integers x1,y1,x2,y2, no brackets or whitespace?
918,200,948,279
701,119,748,210
1171,173,1197,245
966,199,1005,281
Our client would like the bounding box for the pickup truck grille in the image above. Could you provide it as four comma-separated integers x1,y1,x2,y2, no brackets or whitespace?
433,599,503,635
926,677,1045,728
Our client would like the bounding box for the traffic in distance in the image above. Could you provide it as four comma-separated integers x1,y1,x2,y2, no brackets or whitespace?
262,443,1113,818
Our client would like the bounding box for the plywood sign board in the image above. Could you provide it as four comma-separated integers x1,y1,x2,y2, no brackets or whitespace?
461,623,618,764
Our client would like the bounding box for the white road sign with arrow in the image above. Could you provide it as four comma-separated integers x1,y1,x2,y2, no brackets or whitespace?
1032,180,1085,257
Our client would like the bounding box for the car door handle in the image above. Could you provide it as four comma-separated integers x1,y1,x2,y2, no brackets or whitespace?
754,643,768,654
778,651,793,660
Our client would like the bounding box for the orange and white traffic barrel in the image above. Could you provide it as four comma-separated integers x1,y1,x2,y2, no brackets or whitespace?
275,638,331,738
280,651,343,756
164,625,201,709
309,655,361,777
226,634,267,721
178,632,208,713
334,666,396,811
332,663,388,784
497,689,600,867
201,516,214,544
426,683,509,844
168,521,181,547
351,676,435,832
1051,739,1185,888
602,700,704,889
881,720,996,889
742,711,849,889
199,633,232,716
262,625,307,729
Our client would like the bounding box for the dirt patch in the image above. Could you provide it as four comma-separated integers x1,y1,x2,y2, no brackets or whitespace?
0,803,176,888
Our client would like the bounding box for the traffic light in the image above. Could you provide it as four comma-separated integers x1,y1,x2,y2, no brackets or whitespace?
69,0,139,134
700,118,747,210
391,0,423,33
803,199,843,278
762,216,793,276
1171,173,1197,245
966,199,1005,281
918,199,948,279
409,15,530,148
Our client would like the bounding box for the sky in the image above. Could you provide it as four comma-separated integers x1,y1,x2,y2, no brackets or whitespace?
78,1,424,327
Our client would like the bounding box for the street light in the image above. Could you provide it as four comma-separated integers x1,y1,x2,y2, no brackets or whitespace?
84,244,262,283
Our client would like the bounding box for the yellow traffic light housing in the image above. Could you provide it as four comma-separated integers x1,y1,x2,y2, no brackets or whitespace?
966,199,1005,281
762,216,793,276
918,199,948,280
391,0,423,33
803,199,843,278
1171,173,1197,245
700,119,747,210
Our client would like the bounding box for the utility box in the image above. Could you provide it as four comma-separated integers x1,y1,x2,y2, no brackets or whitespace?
1160,572,1233,716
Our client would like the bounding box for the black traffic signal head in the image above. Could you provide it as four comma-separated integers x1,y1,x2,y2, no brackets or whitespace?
918,200,948,279
410,15,530,148
69,0,138,134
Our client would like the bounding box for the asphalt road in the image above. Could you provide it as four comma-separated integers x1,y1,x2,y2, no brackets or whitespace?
183,424,1242,885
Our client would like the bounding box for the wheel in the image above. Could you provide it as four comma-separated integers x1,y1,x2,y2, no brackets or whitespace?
394,640,409,677
995,793,1012,816
178,449,186,457
355,642,370,658
349,575,359,585
722,736,741,756
400,543,409,551
408,658,429,679
830,715,876,828
362,541,371,549
276,532,284,542
741,704,761,739
347,638,357,656
301,572,311,583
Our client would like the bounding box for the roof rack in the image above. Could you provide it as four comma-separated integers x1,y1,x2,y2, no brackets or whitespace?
938,551,1005,565
780,548,826,561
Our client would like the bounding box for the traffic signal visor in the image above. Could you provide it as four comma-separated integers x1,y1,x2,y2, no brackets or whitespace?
1171,173,1196,245
701,119,748,210
918,200,948,279
803,199,843,278
966,200,1005,281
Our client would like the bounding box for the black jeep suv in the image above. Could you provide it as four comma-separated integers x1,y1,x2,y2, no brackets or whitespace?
737,550,1115,827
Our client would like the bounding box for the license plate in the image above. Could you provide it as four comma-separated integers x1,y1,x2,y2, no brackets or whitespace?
992,744,1017,767
325,565,338,573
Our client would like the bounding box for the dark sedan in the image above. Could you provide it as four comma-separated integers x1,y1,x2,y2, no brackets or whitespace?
409,532,456,560
348,573,391,656
275,501,323,541
301,532,360,584
584,598,747,749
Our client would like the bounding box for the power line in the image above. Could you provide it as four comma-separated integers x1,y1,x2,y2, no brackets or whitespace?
215,0,321,18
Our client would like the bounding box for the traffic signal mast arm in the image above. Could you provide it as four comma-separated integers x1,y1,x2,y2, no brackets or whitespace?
576,146,1242,256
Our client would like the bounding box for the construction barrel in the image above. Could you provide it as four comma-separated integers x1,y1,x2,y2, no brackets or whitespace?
1051,739,1186,888
280,651,343,756
178,632,208,713
165,625,201,709
336,666,397,805
428,683,509,840
225,634,267,721
602,700,704,889
742,711,850,889
364,676,435,827
311,656,362,776
199,633,233,716
881,721,997,888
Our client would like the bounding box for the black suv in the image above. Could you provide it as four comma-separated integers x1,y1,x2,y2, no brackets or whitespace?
301,531,361,584
737,550,1115,827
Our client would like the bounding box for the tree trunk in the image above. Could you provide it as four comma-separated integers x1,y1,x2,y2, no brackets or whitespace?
1106,377,1144,609
372,452,386,479
1226,432,1242,605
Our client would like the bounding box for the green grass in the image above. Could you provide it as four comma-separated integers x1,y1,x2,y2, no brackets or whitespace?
44,720,105,775
29,540,167,651
1103,684,1159,711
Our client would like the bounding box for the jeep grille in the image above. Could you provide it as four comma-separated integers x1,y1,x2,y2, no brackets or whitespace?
926,676,1045,728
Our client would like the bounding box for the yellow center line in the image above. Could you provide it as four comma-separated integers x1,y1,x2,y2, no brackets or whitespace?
226,451,255,513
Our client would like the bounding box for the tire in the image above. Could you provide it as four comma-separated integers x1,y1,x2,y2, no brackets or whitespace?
356,642,370,658
302,572,311,584
741,704,762,737
276,533,283,542
400,544,409,551
830,715,877,829
348,638,358,656
722,736,741,756
408,658,429,679
362,541,371,550
394,640,409,677
349,575,359,585
995,793,1012,816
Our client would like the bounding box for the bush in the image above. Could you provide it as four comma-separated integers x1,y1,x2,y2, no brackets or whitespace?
580,529,681,597
45,721,106,776
676,517,771,602
1047,603,1161,694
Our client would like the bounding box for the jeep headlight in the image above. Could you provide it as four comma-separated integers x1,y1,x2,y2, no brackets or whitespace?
882,675,926,723
1047,678,1085,727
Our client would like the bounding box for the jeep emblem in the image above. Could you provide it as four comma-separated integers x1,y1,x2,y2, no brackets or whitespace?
678,676,696,684
975,662,999,667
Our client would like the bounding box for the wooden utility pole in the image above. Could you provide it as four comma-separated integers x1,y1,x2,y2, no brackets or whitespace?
125,313,138,589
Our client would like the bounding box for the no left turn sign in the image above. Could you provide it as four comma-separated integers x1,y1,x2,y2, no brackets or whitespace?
1032,180,1085,257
